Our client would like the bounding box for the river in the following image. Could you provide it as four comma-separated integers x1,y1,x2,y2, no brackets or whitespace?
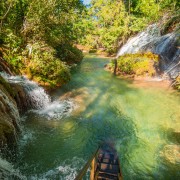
14,54,180,179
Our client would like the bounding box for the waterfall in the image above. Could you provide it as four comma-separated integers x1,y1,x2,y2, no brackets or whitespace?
116,24,180,78
0,72,75,120
0,72,50,110
116,24,161,57
0,72,75,178
0,157,25,179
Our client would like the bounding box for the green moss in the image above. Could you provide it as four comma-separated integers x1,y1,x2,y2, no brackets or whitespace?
110,52,159,76
0,76,15,97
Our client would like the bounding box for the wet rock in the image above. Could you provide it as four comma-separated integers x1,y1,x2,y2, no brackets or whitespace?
0,83,20,149
11,83,29,114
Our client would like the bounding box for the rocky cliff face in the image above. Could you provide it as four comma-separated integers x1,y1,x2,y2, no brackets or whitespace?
0,57,14,76
0,80,20,149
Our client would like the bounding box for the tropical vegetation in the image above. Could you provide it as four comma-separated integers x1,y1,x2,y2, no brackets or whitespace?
0,0,179,88
108,52,159,77
79,0,179,54
0,0,84,86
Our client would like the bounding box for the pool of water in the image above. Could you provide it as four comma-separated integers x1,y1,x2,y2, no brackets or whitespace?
15,54,180,179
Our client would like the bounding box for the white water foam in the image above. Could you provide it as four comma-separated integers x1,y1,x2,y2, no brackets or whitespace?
32,99,75,120
0,72,50,109
116,24,160,57
30,157,86,180
0,72,75,120
19,129,35,147
0,157,25,179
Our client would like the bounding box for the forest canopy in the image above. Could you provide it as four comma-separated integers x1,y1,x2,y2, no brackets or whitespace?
0,0,179,86
0,0,85,86
79,0,179,54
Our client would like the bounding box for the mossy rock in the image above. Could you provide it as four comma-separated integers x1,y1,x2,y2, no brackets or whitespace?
110,52,159,76
0,86,20,149
0,75,15,98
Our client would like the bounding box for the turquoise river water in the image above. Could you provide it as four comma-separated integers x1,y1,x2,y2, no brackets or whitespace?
14,54,180,179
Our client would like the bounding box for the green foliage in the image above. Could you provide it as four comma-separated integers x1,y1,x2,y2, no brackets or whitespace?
79,0,179,54
0,0,84,87
110,52,159,76
56,44,83,64
161,14,180,35
89,49,97,53
25,43,70,87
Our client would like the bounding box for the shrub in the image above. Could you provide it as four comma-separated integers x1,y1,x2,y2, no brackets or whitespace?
110,52,159,76
89,49,97,53
25,43,71,87
55,43,83,64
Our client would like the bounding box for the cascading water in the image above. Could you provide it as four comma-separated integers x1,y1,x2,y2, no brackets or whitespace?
0,71,75,178
116,24,180,78
0,72,75,120
116,24,161,57
0,72,50,110
33,100,75,120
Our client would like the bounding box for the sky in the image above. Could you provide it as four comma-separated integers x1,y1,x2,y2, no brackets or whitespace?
83,0,91,5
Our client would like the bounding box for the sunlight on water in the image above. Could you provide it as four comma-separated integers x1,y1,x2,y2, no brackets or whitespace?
14,54,180,179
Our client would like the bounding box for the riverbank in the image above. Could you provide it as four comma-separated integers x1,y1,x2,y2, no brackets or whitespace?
104,62,172,89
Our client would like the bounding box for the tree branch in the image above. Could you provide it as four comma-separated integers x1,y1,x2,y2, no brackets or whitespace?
0,3,12,32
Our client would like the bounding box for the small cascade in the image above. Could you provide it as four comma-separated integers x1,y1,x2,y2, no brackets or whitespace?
116,24,180,78
116,24,160,57
0,72,75,120
0,72,50,110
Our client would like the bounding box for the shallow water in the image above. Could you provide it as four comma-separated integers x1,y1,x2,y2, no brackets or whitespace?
15,54,180,179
